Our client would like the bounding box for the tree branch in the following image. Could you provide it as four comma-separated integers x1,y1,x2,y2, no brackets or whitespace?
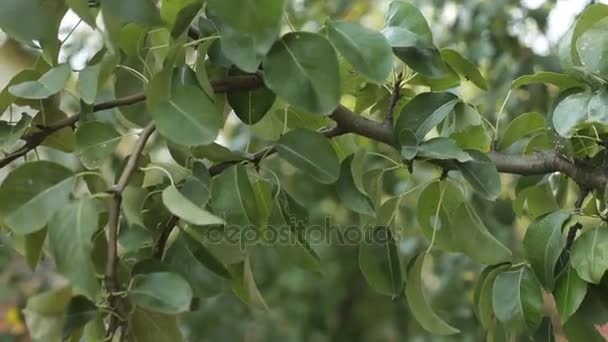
105,122,155,339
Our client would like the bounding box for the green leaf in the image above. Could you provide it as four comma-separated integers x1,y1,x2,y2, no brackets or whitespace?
31,106,76,153
163,233,228,297
571,226,608,284
263,32,341,115
382,1,448,78
227,71,276,125
229,255,269,310
0,70,41,113
499,112,546,150
552,91,592,138
416,137,472,162
0,114,32,150
212,16,278,73
130,272,193,314
457,150,500,200
475,264,512,331
66,0,97,27
179,161,211,207
523,211,571,290
162,185,224,226
571,4,608,69
554,265,588,324
440,48,488,90
161,0,203,37
563,286,608,341
452,202,512,264
101,0,162,28
151,84,221,146
192,142,250,162
9,64,71,99
130,308,184,342
511,72,586,90
23,287,72,342
207,0,284,33
394,92,459,141
417,181,464,251
62,296,97,341
359,225,402,296
0,0,65,42
327,20,393,84
48,199,101,299
0,161,74,234
405,253,460,335
75,121,122,170
335,155,374,216
492,266,544,334
275,128,340,184
398,128,419,160
25,228,46,270
77,53,118,105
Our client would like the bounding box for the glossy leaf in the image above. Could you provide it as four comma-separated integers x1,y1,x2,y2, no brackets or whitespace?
394,92,459,141
263,32,341,115
327,20,393,84
275,128,340,184
75,121,122,169
336,155,374,216
440,48,488,90
552,92,592,138
162,185,224,226
511,72,585,90
492,266,544,334
130,272,193,314
151,85,221,146
523,211,571,290
570,226,608,284
499,112,546,150
0,161,74,234
405,253,460,335
359,226,402,296
9,64,71,99
457,150,501,200
554,265,588,324
576,13,608,79
48,199,101,299
416,137,472,162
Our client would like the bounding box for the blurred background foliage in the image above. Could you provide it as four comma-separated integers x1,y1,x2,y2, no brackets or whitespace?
0,0,601,341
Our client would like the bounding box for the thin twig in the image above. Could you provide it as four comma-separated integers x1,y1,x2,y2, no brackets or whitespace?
105,123,156,339
385,72,403,125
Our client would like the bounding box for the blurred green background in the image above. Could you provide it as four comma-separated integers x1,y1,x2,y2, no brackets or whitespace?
0,0,601,341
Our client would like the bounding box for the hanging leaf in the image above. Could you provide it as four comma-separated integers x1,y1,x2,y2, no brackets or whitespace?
0,114,32,150
359,225,402,296
440,48,488,90
523,211,571,290
576,17,608,80
457,150,501,200
207,0,284,33
335,155,374,216
554,265,588,324
9,64,71,99
25,228,47,270
161,0,203,37
474,263,511,331
75,121,122,170
229,255,269,310
130,308,184,342
22,287,72,342
162,185,225,226
227,70,276,125
570,226,608,284
327,20,393,84
263,32,341,115
511,72,586,90
0,161,74,234
130,272,193,314
416,137,472,162
101,0,162,28
492,266,544,334
62,296,98,341
151,85,222,146
48,199,101,299
417,181,464,251
499,112,546,150
275,128,340,184
394,92,459,142
405,253,460,335
0,0,66,42
570,3,608,65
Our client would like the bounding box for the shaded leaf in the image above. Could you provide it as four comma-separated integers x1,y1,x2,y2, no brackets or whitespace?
511,72,585,90
394,92,459,141
571,226,608,284
9,64,71,99
130,272,193,314
162,185,224,226
457,150,500,200
499,112,546,150
75,121,122,170
335,155,374,216
554,265,588,324
62,296,97,341
440,48,488,90
359,225,402,296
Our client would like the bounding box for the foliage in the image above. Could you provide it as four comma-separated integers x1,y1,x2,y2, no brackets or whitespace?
1,0,608,341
